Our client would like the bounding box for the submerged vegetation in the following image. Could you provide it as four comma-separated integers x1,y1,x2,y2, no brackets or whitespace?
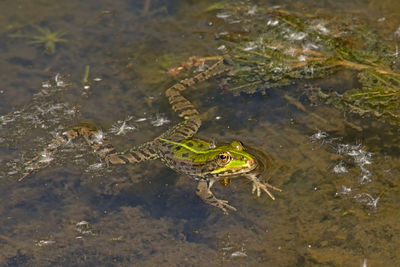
11,26,68,54
203,3,400,125
315,70,400,125
1,1,400,266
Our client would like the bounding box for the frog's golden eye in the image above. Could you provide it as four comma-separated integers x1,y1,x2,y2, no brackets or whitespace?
231,141,244,151
217,152,231,165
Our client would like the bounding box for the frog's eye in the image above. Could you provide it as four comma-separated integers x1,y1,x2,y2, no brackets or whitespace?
217,152,231,165
231,141,244,151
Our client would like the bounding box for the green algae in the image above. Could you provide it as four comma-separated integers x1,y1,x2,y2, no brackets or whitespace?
203,3,400,125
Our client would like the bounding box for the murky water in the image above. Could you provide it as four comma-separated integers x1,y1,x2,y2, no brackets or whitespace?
1,0,400,266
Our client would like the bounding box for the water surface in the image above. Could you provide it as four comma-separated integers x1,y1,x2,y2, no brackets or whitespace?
0,0,399,266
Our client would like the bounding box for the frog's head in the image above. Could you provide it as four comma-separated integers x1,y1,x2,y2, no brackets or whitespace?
158,137,259,178
207,140,258,177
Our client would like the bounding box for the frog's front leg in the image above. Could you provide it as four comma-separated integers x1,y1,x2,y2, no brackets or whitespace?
196,179,237,214
245,173,282,200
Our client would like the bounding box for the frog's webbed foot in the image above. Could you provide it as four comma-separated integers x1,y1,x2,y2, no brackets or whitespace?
245,174,282,200
18,122,104,181
196,179,237,214
18,130,79,181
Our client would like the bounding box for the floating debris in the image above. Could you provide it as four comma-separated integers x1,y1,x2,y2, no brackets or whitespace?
336,185,352,196
151,114,170,127
246,5,257,16
36,240,56,247
86,162,104,172
333,162,348,174
110,116,136,136
354,193,379,209
335,143,373,183
76,220,94,235
216,12,231,19
76,220,89,227
111,236,124,242
310,130,328,142
55,74,67,87
242,41,257,51
217,45,226,50
359,166,372,184
311,131,378,209
135,118,147,122
92,130,106,144
230,250,247,258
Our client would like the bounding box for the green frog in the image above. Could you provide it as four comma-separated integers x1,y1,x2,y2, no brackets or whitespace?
21,58,281,214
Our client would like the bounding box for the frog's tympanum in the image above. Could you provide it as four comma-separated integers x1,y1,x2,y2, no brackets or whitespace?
22,58,281,214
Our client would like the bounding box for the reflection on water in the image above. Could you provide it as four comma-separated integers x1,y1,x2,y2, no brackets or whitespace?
1,0,400,266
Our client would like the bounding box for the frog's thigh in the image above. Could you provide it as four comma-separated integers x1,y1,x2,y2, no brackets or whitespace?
106,154,128,165
196,180,211,199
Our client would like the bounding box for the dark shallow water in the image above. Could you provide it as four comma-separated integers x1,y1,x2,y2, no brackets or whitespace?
0,0,400,266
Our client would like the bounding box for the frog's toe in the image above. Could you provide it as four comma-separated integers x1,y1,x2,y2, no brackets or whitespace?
251,183,262,197
251,181,281,200
261,185,276,200
215,199,237,214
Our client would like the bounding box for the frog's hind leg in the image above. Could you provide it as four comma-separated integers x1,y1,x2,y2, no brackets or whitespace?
68,123,159,165
19,122,106,181
163,58,231,140
19,122,160,180
105,141,159,165
165,58,230,120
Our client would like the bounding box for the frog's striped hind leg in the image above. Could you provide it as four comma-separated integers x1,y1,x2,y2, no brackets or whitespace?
168,56,223,77
18,124,90,181
19,122,158,180
67,123,160,165
68,123,159,165
105,141,159,165
163,58,230,140
166,58,229,120
18,122,104,180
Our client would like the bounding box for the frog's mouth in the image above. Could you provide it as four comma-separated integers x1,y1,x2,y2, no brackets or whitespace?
215,160,257,177
242,144,274,176
214,150,258,177
244,158,257,172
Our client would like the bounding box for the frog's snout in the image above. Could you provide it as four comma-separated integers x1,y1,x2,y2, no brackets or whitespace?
246,158,255,166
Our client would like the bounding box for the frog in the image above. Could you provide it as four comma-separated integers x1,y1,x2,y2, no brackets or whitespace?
20,58,281,214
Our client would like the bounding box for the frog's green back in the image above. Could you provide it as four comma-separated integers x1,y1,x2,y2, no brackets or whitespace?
168,138,213,161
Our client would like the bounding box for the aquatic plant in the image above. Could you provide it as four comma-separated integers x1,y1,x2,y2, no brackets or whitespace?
314,70,400,125
11,26,68,54
28,26,68,54
203,3,400,125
